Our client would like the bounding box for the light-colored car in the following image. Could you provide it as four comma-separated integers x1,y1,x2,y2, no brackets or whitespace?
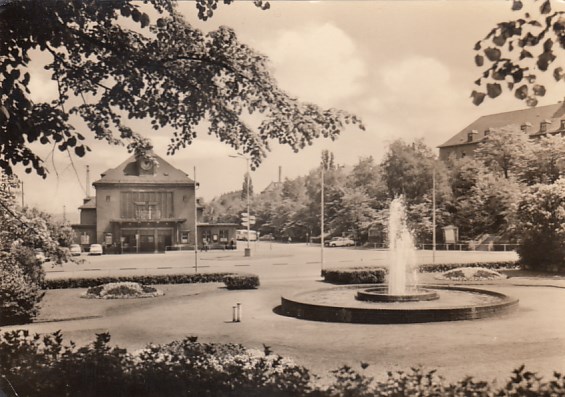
325,237,355,247
89,244,103,255
70,244,82,256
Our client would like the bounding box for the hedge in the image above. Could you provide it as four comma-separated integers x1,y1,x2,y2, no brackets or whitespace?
322,267,387,284
1,330,563,397
223,274,260,290
322,261,520,284
418,261,520,273
43,273,236,290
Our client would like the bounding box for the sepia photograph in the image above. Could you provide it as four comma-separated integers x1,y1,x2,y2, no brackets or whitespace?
1,0,564,395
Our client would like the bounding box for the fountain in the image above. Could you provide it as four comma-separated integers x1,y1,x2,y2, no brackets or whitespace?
279,197,518,324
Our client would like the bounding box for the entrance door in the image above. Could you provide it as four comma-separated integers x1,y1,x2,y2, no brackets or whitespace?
157,230,172,252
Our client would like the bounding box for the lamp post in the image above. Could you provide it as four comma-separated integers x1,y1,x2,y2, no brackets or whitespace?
320,162,325,274
230,153,252,257
432,164,436,265
194,165,198,272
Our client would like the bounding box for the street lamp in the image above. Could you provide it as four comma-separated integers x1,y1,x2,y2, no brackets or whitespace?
229,153,252,257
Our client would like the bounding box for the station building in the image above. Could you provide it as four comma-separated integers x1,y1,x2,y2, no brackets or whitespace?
72,152,237,253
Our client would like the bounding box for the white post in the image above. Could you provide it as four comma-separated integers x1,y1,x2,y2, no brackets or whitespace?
246,158,251,254
232,306,237,322
236,302,242,322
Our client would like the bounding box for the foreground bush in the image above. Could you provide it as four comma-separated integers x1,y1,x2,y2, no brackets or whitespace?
322,267,387,284
0,254,44,325
1,330,564,397
223,274,260,290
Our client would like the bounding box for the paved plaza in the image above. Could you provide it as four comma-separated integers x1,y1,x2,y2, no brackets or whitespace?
4,243,564,383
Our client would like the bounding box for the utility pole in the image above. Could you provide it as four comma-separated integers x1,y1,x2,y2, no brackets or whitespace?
194,166,198,273
320,161,325,273
432,165,436,265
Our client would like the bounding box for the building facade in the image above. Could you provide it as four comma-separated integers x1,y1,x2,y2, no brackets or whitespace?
72,152,237,253
438,102,565,160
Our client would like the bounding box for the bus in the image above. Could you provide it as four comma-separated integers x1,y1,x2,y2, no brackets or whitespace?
235,229,258,241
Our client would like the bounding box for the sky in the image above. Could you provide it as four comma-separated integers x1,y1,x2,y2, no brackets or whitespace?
13,0,565,219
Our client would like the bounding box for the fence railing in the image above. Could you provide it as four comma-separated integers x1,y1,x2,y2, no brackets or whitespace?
366,242,519,252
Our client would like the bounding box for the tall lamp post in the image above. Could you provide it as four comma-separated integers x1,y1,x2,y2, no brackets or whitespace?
320,161,325,274
230,153,252,257
194,166,198,272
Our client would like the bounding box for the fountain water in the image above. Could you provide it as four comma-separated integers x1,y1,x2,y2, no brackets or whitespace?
387,196,417,295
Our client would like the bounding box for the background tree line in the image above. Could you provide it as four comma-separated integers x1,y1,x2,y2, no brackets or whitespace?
204,132,564,264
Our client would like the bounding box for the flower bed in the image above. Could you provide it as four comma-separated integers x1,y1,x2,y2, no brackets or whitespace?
81,282,164,299
435,267,507,281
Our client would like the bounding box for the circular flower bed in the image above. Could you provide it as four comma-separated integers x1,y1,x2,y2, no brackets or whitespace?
435,267,507,281
81,282,164,299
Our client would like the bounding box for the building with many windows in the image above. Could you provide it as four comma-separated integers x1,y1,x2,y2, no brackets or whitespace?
438,101,565,160
72,152,237,253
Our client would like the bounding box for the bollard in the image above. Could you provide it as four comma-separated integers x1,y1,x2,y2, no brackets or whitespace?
236,303,242,322
232,306,237,322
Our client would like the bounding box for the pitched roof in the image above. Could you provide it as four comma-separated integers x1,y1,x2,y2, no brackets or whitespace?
438,102,565,148
79,196,96,209
93,153,194,186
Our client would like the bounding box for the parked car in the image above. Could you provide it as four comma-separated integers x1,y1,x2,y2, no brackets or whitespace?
70,244,82,256
324,237,355,247
89,244,103,255
34,249,46,262
259,233,275,241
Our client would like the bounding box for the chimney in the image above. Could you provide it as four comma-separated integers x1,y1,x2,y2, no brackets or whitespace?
278,166,282,183
86,165,90,197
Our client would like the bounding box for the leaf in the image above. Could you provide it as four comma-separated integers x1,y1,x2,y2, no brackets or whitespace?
543,38,553,52
511,0,523,11
514,84,528,100
532,84,546,96
512,69,523,83
540,0,551,14
487,83,502,98
475,54,484,67
74,145,86,157
493,35,506,46
484,47,501,61
519,50,533,60
553,67,564,81
537,50,555,71
471,90,487,106
474,41,482,51
526,97,538,107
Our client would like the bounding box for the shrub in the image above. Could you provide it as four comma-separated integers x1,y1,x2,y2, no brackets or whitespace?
0,255,44,325
1,330,564,397
322,267,387,284
515,179,565,272
418,261,519,273
435,267,506,281
223,274,260,290
43,272,234,290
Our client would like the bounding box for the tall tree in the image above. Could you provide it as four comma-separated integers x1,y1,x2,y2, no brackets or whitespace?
472,0,564,106
474,126,529,179
0,0,363,177
518,134,565,184
241,172,254,200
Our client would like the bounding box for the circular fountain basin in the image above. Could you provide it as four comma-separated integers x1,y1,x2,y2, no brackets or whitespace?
280,284,518,324
356,286,439,303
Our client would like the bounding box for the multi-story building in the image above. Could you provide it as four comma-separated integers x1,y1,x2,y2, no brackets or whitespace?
72,151,237,253
438,101,565,160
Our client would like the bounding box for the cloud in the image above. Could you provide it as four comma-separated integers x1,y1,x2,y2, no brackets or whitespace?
256,23,367,107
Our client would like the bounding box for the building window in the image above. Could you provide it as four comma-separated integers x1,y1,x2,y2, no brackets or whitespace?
467,132,473,142
560,119,565,130
183,195,187,202
540,122,547,133
181,231,189,244
219,229,229,243
483,129,490,137
106,195,111,202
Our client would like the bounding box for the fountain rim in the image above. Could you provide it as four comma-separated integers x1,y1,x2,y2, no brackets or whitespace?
279,284,519,324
